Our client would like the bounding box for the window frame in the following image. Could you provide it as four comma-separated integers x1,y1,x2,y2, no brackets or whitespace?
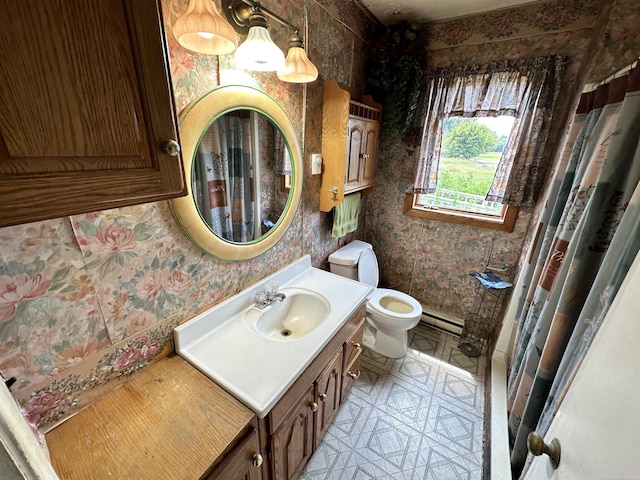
404,193,518,232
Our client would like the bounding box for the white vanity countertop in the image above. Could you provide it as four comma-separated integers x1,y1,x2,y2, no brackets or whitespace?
174,255,373,418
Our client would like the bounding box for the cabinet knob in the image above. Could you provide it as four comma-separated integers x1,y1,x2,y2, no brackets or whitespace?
251,453,263,468
328,187,339,195
360,153,370,159
352,342,362,351
162,139,181,156
319,393,327,402
348,370,361,380
310,401,318,412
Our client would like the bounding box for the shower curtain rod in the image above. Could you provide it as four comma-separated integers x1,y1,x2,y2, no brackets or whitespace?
583,58,639,92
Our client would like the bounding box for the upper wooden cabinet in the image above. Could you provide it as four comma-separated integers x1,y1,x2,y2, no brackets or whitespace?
0,0,186,227
320,80,381,211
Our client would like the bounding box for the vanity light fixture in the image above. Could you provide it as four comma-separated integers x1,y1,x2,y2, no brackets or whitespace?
173,0,237,55
277,32,318,83
223,0,319,82
235,11,285,72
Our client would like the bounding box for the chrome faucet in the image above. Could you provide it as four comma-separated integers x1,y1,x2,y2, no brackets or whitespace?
255,284,286,309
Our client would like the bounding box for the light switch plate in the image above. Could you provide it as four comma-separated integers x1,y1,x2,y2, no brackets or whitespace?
311,153,322,175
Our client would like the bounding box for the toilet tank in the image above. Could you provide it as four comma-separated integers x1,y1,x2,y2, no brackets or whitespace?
328,240,375,283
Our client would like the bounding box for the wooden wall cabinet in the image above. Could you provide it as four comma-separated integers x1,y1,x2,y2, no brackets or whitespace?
320,80,381,212
261,303,367,480
0,0,186,227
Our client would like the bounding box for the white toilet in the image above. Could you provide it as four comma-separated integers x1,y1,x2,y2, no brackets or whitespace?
328,240,422,358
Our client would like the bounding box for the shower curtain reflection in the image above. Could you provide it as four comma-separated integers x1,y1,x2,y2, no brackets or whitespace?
194,112,256,243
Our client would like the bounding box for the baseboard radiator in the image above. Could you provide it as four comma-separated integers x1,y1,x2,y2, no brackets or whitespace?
420,307,464,336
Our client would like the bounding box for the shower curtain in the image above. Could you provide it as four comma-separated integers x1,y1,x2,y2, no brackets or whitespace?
194,114,255,243
507,64,640,477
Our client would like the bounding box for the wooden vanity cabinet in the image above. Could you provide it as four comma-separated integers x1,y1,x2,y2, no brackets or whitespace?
270,385,316,480
261,303,367,480
341,320,365,402
314,349,344,449
46,355,260,480
0,0,185,227
320,80,381,211
206,424,263,480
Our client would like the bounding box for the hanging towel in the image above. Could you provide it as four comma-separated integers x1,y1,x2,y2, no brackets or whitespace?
332,192,361,238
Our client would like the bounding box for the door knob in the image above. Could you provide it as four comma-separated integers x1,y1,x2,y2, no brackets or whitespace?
527,431,561,469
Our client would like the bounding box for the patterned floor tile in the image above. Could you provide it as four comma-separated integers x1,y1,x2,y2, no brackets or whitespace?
419,446,481,480
302,323,487,479
301,432,347,480
434,370,484,410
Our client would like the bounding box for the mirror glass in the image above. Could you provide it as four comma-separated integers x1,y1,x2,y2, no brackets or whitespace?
192,110,291,243
171,85,302,261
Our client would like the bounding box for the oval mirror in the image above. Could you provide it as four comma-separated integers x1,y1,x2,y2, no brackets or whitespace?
170,85,303,261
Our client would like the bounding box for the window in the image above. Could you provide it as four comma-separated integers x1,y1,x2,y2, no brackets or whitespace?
418,116,515,215
406,115,519,231
405,56,566,232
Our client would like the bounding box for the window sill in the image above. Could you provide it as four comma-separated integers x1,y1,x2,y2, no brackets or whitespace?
403,194,518,232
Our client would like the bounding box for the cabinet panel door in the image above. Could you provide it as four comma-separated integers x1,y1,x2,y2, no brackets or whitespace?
314,349,343,449
271,385,315,480
344,118,364,193
0,0,185,227
343,320,365,370
360,121,379,188
206,427,263,480
342,353,363,403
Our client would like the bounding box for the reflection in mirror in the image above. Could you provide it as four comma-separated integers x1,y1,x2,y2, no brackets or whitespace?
192,110,291,242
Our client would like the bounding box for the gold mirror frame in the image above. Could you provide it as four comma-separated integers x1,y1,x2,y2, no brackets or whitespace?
170,85,303,261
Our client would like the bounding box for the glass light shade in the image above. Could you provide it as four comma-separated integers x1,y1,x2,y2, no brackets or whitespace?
277,46,319,83
173,0,237,55
235,26,285,72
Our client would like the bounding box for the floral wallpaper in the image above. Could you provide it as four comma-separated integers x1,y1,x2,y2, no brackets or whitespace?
365,0,636,321
425,0,603,50
0,0,375,431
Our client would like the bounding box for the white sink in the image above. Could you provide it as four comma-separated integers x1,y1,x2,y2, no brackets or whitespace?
244,288,330,341
174,255,373,418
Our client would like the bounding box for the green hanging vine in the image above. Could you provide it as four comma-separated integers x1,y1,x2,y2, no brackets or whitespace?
366,23,425,142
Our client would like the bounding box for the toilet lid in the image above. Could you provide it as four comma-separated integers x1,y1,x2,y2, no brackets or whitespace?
357,248,379,287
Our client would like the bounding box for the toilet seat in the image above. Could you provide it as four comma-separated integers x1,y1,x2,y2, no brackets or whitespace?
367,288,422,319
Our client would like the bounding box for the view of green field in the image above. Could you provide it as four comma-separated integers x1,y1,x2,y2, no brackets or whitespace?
435,151,502,197
418,116,514,214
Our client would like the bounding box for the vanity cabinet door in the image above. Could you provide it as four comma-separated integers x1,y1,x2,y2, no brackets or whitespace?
271,385,315,480
341,318,365,403
314,349,343,449
206,426,263,480
0,0,185,227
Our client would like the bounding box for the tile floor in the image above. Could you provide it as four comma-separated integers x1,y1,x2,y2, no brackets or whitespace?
301,322,487,480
